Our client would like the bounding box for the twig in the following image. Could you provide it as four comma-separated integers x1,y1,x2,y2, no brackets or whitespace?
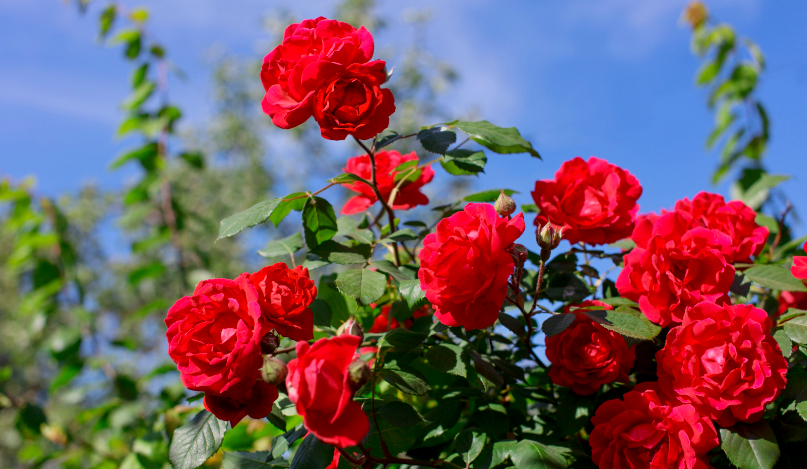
769,201,793,257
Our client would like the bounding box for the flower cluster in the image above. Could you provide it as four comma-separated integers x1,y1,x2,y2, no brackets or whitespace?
260,17,395,141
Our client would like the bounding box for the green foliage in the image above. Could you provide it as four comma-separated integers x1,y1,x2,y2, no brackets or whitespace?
169,410,231,469
721,421,780,469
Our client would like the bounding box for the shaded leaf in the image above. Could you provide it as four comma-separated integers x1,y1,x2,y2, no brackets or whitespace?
169,410,230,469
289,434,333,469
398,279,426,310
453,120,540,158
335,269,386,305
378,368,430,395
303,197,338,249
455,429,486,465
377,401,422,427
426,344,468,377
417,128,457,155
720,420,780,469
258,233,304,259
218,198,282,240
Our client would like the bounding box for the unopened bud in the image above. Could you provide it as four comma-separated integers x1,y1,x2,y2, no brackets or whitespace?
261,356,288,385
260,332,280,355
683,1,708,29
347,357,371,392
537,223,563,261
494,191,516,218
511,243,529,266
337,318,364,344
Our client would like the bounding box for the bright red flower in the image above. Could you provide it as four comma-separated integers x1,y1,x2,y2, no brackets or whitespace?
793,243,807,280
286,335,370,448
590,382,718,469
261,17,374,129
369,304,431,333
341,150,434,215
778,291,807,315
546,301,635,395
531,156,642,246
244,263,317,341
312,61,395,140
418,203,525,330
165,278,276,425
656,301,788,428
616,211,735,326
672,192,768,263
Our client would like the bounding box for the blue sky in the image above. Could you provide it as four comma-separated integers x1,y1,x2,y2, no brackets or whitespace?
1,0,806,234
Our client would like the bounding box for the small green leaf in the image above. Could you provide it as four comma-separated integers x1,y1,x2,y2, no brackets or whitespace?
329,173,371,186
392,160,418,172
122,81,155,110
469,350,504,386
110,143,159,170
463,189,518,203
132,63,149,88
455,429,486,465
303,197,338,249
755,213,778,234
587,307,662,341
426,344,468,377
335,269,386,305
289,434,333,469
773,329,792,357
398,279,426,310
168,410,230,469
336,217,374,244
270,193,307,227
742,174,790,207
258,233,304,259
542,314,576,338
720,420,780,469
453,120,540,158
218,198,282,240
129,262,165,285
310,240,367,265
371,260,412,282
379,328,427,351
378,229,419,244
222,451,287,469
417,128,457,155
498,313,525,337
784,316,807,345
378,368,431,395
440,149,487,176
377,401,422,427
510,440,568,469
745,265,807,292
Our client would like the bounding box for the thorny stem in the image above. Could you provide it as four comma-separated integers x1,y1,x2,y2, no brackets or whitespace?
769,201,792,258
506,255,550,368
354,136,402,266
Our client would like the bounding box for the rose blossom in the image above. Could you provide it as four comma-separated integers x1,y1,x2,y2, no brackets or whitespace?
341,150,434,215
261,17,374,129
244,263,317,341
616,211,735,326
165,278,276,425
656,301,788,427
286,335,370,447
369,304,431,333
793,243,807,280
312,61,395,140
590,382,718,469
546,301,635,395
778,291,807,315
531,156,642,246
418,203,525,330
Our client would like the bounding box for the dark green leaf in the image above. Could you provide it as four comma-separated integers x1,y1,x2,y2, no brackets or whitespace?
441,149,487,176
398,279,426,310
132,63,149,88
509,440,568,469
586,307,662,341
258,233,304,259
720,420,780,469
380,328,427,351
378,368,430,395
498,313,525,337
463,189,518,203
222,451,288,469
303,197,338,249
289,434,334,469
784,316,807,345
378,228,419,243
335,269,386,305
417,128,457,155
469,350,504,387
426,344,468,377
372,260,413,282
329,173,371,186
218,198,282,240
376,131,402,149
310,240,367,265
169,410,230,469
377,401,422,427
453,120,540,158
270,193,307,227
745,265,807,292
129,262,165,285
541,314,576,338
336,217,374,245
110,143,159,170
490,440,517,468
455,429,486,465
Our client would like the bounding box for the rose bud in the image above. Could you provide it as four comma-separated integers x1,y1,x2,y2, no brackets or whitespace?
347,356,372,391
494,190,516,218
511,243,529,267
537,223,563,261
261,356,289,385
260,332,280,355
337,318,365,344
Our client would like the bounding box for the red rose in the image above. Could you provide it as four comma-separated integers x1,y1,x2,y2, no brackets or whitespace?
165,278,277,425
672,191,768,263
418,203,525,330
261,17,374,129
245,263,317,341
286,335,370,447
656,301,788,427
313,61,395,141
546,301,635,395
341,150,434,215
793,244,807,280
369,304,431,333
616,211,735,326
531,156,642,246
778,291,807,315
590,382,718,469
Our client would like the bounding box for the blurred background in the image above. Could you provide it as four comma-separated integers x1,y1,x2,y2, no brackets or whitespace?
0,0,805,467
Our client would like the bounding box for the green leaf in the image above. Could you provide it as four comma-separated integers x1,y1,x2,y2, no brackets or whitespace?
392,160,418,172
455,429,486,465
218,198,282,240
303,197,338,249
755,213,779,234
169,410,230,469
329,173,371,186
378,228,419,244
490,440,517,468
426,344,468,377
132,63,149,88
377,401,422,427
510,440,568,469
270,193,307,227
129,262,165,285
110,143,159,170
335,269,386,305
773,329,792,357
50,363,83,392
784,316,807,345
310,240,367,265
742,174,790,208
258,233,304,259
417,128,457,155
720,420,780,469
122,81,155,110
222,451,288,469
469,350,504,387
99,5,116,38
463,189,518,203
398,279,426,310
378,368,431,395
379,328,427,351
336,217,374,245
587,307,662,341
440,149,487,176
541,314,576,338
179,151,204,169
289,434,334,469
376,131,402,149
453,120,540,158
371,260,413,282
745,265,807,292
